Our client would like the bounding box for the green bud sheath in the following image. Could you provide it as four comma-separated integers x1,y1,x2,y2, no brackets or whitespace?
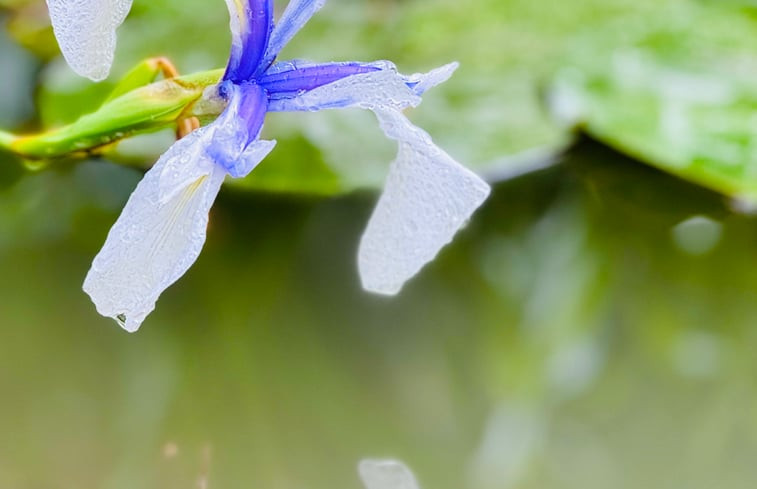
1,69,224,163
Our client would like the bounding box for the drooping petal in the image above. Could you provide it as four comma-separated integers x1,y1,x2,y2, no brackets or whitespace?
260,60,381,98
46,0,133,81
206,81,274,178
358,109,490,295
224,0,275,82
261,60,485,293
358,460,420,489
266,62,458,112
261,0,327,67
83,126,226,332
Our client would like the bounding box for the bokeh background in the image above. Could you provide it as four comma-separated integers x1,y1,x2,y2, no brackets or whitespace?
3,0,757,488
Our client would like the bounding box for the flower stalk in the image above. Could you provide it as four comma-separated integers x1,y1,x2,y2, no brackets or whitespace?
0,68,224,163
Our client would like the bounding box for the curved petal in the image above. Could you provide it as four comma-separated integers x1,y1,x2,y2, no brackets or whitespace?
224,0,275,82
83,126,226,332
358,109,490,295
358,460,420,489
266,62,458,112
232,138,277,177
46,0,133,81
261,0,327,67
206,81,273,178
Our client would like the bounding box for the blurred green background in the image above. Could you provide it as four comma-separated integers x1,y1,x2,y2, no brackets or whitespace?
3,0,757,488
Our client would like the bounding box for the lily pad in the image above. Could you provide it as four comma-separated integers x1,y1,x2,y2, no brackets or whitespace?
553,2,757,203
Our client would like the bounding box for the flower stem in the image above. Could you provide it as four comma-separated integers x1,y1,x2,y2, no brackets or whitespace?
2,68,225,163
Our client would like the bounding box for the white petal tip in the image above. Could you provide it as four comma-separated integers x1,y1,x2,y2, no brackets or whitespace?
108,306,149,333
410,62,460,95
80,60,112,81
57,49,112,82
113,314,143,333
116,317,142,333
75,65,110,82
46,0,133,82
438,61,460,76
358,459,420,489
55,40,114,82
82,277,152,333
359,274,404,297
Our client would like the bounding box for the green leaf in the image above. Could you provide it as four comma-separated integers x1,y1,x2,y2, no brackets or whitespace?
554,2,757,202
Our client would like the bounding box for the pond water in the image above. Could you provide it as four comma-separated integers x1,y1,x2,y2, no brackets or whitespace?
1,140,756,489
5,0,757,486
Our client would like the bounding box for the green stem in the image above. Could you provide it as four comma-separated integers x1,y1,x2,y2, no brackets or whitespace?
3,68,225,163
0,130,15,150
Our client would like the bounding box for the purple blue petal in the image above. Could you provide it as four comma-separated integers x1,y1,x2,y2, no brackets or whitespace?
207,81,269,178
262,0,327,67
266,63,433,112
261,61,381,98
224,0,275,82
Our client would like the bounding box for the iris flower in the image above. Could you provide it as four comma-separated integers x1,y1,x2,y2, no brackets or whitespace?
46,0,134,80
81,0,491,332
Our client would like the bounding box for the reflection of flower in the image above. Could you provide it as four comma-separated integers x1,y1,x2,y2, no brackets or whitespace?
83,0,490,332
359,459,420,489
46,0,134,81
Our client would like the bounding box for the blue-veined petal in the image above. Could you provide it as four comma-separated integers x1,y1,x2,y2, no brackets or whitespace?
359,460,420,489
266,62,458,112
206,81,274,178
260,60,381,98
358,109,490,295
46,0,133,81
261,0,327,67
83,126,226,332
224,0,275,82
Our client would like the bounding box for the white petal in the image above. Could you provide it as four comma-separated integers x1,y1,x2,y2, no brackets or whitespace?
235,138,277,177
358,460,420,489
83,126,225,332
46,0,133,81
223,0,246,73
158,127,217,202
358,109,490,295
